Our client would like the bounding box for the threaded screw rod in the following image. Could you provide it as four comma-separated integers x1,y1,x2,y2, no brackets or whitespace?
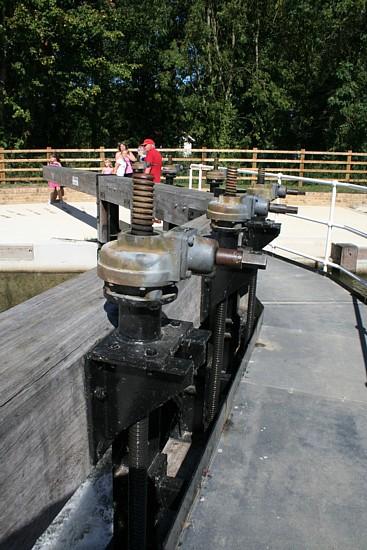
244,270,258,344
207,299,227,424
128,417,149,550
225,166,237,196
131,173,154,236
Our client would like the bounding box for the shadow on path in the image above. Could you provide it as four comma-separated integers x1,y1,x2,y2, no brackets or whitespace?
53,202,97,229
352,295,367,384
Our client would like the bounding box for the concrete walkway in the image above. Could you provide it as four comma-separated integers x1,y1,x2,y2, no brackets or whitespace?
268,205,367,271
0,202,366,272
179,256,367,550
0,202,129,271
0,202,98,271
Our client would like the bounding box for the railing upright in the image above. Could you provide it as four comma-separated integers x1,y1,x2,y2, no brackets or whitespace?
99,146,105,170
346,150,352,182
323,181,337,272
0,148,5,184
299,149,305,187
251,147,258,183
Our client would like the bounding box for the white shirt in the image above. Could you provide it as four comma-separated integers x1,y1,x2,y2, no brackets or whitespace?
116,158,127,176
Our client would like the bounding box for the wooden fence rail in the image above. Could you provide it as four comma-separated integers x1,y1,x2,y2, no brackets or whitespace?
1,147,367,186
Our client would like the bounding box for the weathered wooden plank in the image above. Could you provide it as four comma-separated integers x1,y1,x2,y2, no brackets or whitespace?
0,270,107,406
154,184,212,225
96,177,213,223
0,270,111,549
96,178,212,224
0,354,90,549
0,265,203,549
42,166,97,197
163,438,191,477
98,174,132,208
41,167,213,225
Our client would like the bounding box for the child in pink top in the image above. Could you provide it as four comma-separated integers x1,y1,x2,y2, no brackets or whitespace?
47,153,63,203
102,159,114,174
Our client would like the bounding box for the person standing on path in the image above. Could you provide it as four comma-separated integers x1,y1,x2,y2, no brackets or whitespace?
47,153,63,203
102,159,114,174
114,142,136,177
142,138,162,183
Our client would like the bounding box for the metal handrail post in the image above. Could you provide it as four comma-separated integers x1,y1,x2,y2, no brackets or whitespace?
323,181,337,273
198,166,203,191
189,166,193,189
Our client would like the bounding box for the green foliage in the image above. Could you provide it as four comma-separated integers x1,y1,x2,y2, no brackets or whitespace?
1,0,367,150
1,0,134,147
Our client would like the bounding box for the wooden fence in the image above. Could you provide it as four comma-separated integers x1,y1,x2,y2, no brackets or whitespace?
1,147,367,186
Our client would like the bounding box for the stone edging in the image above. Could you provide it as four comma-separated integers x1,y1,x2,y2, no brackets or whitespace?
283,191,367,207
0,186,95,204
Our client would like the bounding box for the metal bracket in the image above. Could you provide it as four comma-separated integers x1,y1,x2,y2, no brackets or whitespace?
85,321,210,463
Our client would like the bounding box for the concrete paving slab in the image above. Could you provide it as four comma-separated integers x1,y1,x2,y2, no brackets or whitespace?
250,257,367,421
246,310,367,403
257,255,349,303
0,202,98,242
180,384,367,550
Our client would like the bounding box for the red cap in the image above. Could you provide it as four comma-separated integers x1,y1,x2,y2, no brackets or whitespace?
142,138,155,146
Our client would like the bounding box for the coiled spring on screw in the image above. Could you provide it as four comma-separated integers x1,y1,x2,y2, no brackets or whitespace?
131,173,154,236
225,167,237,196
257,167,265,185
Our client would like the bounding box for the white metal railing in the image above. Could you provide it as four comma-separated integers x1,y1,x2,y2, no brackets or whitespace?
189,163,367,287
188,164,215,190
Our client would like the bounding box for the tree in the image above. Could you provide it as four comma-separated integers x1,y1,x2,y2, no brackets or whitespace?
1,0,134,147
1,0,367,151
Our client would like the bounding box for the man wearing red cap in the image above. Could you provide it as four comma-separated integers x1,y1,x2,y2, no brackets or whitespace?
142,138,162,183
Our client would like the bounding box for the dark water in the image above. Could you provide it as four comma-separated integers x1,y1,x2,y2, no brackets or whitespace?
0,272,81,313
1,269,365,314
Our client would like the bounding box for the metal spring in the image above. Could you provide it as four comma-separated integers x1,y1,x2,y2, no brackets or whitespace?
225,166,237,195
131,173,154,236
